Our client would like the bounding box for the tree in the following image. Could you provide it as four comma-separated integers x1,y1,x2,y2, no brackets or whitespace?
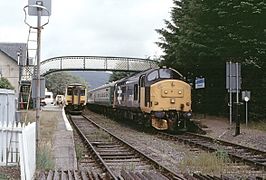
109,71,134,82
0,77,14,90
157,0,266,117
45,72,88,96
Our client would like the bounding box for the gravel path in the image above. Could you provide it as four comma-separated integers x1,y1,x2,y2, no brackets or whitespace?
199,117,266,151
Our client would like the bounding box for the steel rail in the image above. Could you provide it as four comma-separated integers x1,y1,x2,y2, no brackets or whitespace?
81,115,185,180
69,115,117,180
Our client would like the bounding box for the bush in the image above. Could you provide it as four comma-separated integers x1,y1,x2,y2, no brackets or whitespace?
0,77,14,89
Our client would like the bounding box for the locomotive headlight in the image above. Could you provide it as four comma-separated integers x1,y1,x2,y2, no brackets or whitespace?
184,112,192,119
164,90,168,94
186,102,190,106
170,98,175,104
178,90,182,94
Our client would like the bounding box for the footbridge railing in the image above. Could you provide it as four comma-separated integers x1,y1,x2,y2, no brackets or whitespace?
40,56,159,76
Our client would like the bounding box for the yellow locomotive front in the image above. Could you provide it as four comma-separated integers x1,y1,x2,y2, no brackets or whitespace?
140,68,192,131
65,83,87,113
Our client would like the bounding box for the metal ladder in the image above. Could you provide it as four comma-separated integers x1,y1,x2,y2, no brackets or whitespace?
18,27,37,110
8,27,38,165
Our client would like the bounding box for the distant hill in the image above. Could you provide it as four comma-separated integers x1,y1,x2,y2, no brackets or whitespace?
71,71,111,89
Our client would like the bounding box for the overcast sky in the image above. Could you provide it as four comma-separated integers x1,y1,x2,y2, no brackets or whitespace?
0,0,173,60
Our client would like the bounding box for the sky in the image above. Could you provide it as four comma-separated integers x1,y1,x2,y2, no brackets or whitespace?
0,0,173,60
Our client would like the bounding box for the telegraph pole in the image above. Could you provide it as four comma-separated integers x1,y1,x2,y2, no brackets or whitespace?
35,3,42,148
24,0,51,165
235,62,240,136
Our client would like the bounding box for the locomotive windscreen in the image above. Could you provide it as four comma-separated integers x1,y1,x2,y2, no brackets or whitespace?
67,87,73,95
147,68,183,82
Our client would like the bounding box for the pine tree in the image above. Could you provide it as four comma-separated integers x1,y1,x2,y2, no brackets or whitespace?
157,0,266,117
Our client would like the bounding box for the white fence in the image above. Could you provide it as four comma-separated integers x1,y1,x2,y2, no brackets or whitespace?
20,122,36,180
0,122,36,180
0,89,16,126
0,88,36,180
0,122,22,166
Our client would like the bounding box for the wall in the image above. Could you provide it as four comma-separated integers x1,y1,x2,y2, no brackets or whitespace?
0,52,20,97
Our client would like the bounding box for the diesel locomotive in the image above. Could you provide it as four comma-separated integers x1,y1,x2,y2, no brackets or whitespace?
65,83,87,114
88,67,192,132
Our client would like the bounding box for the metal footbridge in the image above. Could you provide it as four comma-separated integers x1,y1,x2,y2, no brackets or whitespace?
20,55,159,80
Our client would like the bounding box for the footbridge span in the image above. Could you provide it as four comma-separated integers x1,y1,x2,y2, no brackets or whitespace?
40,56,159,76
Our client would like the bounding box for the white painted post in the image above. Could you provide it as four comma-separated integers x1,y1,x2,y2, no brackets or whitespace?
19,122,36,180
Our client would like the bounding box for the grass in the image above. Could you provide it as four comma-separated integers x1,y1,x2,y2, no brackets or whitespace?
75,144,85,161
248,120,266,132
87,129,112,141
21,110,58,171
121,162,136,171
179,149,231,176
0,174,8,180
36,142,55,170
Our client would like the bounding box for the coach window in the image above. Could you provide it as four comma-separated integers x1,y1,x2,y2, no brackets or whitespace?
134,84,138,100
122,86,126,101
147,70,159,81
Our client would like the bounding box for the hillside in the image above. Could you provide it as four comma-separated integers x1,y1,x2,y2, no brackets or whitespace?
71,71,111,89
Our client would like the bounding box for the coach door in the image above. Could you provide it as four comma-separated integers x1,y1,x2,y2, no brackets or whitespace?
140,75,149,111
73,87,80,105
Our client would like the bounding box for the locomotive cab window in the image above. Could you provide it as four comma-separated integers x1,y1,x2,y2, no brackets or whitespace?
147,69,183,82
73,89,77,95
160,68,182,80
159,69,171,79
80,89,85,96
67,88,73,95
147,70,159,81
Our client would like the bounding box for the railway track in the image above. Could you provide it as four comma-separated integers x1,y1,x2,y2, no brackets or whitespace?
69,115,185,180
156,131,266,173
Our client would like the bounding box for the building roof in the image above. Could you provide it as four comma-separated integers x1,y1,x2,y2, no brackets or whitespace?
0,43,27,65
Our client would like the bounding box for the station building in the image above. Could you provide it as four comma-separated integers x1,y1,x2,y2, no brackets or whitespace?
0,43,27,97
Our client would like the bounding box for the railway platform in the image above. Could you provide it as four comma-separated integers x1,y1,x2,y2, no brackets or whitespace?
42,104,77,171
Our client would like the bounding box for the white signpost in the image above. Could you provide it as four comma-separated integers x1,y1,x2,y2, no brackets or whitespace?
226,62,241,135
242,91,251,127
195,77,205,89
28,0,51,16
